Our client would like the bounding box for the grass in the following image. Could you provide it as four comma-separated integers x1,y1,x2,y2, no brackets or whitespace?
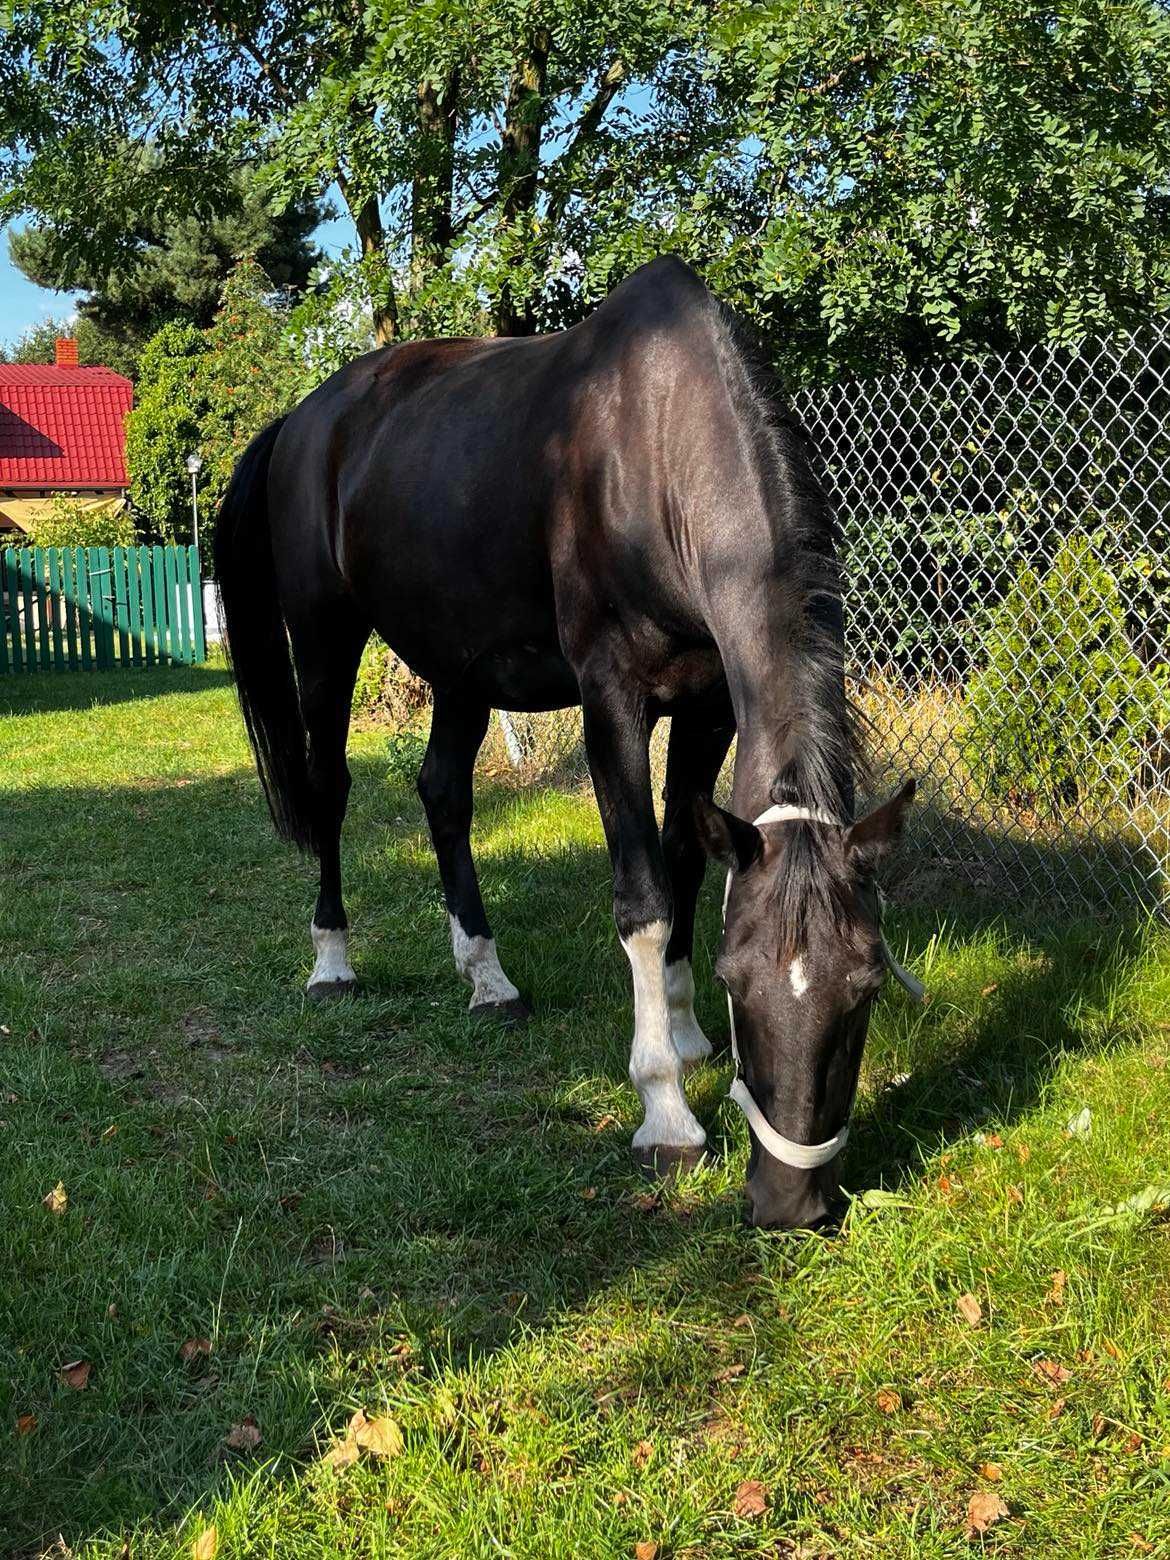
2,664,1170,1559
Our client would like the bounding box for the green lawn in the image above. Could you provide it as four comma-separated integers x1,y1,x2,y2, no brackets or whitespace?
2,665,1169,1559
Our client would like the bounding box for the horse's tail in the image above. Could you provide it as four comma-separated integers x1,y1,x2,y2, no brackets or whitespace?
213,417,316,852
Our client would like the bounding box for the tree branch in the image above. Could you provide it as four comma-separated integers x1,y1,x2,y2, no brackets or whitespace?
544,57,625,229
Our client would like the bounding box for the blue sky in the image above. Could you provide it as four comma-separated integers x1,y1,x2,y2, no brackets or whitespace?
0,201,358,354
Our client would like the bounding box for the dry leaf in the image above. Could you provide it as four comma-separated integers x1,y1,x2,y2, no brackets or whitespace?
733,1479,768,1518
983,1132,1003,1149
16,1413,37,1435
180,1337,211,1363
43,1181,68,1216
192,1526,218,1560
956,1292,983,1327
978,1462,1003,1482
632,1439,653,1469
1103,1338,1123,1360
1007,1185,1025,1205
1130,1535,1155,1555
353,1412,404,1458
1047,1396,1066,1420
1015,1143,1031,1164
634,1544,658,1560
966,1490,1008,1535
322,1434,361,1470
1045,1270,1067,1306
225,1416,262,1452
581,1186,597,1200
713,1363,745,1383
59,1359,91,1391
1032,1358,1072,1387
875,1387,902,1415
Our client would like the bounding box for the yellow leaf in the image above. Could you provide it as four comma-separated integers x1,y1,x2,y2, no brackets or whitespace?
353,1412,404,1459
193,1526,218,1560
43,1181,68,1216
978,1462,1003,1482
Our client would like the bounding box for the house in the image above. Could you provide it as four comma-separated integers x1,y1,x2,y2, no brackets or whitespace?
0,337,132,536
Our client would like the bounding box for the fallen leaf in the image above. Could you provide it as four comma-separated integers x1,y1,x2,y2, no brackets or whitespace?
978,1462,1003,1482
16,1413,37,1435
225,1416,262,1451
593,1113,618,1133
192,1526,218,1560
713,1363,745,1383
581,1186,597,1200
1130,1535,1155,1554
179,1337,211,1363
632,1439,653,1468
956,1292,983,1327
966,1490,1008,1535
43,1181,68,1216
1045,1270,1067,1306
1103,1338,1123,1360
1015,1143,1031,1163
322,1434,361,1470
1007,1185,1024,1205
353,1411,404,1458
983,1132,1003,1149
58,1359,91,1391
1047,1396,1066,1420
1032,1358,1072,1388
634,1544,658,1560
1066,1106,1092,1138
980,983,999,997
875,1387,902,1414
733,1479,768,1518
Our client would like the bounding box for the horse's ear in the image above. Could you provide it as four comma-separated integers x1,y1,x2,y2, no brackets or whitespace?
844,778,916,871
694,796,763,873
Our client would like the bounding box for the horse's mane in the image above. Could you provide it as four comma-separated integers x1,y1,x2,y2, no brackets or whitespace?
717,304,871,949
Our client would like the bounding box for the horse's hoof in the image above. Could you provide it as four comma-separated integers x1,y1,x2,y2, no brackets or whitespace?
470,996,532,1028
306,978,359,1003
632,1143,709,1180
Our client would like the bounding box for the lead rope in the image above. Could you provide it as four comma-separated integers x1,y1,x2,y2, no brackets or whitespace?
722,804,925,1170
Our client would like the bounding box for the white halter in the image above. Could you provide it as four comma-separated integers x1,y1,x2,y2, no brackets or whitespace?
722,803,924,1171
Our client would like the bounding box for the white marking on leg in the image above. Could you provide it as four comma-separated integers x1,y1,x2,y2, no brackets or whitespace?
622,921,706,1150
788,956,809,998
449,914,520,1009
665,957,713,1069
308,922,356,989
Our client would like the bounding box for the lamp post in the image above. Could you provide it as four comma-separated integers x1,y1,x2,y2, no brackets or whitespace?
185,452,203,556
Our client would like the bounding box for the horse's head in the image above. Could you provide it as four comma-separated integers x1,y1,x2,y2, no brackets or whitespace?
696,779,916,1230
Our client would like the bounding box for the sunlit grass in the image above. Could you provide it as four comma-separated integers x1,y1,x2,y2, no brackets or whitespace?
2,666,1169,1558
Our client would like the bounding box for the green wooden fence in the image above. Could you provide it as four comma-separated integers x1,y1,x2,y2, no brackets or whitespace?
0,544,206,673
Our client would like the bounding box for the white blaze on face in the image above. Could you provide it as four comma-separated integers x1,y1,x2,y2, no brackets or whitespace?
308,922,357,988
788,956,809,999
622,922,706,1150
448,914,520,1008
664,957,713,1067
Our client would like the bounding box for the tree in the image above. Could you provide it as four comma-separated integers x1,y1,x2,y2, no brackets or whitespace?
123,321,211,541
1,2,716,344
9,162,323,376
711,0,1170,379
0,314,136,377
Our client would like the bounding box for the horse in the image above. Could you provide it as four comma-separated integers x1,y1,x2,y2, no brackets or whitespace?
214,255,915,1230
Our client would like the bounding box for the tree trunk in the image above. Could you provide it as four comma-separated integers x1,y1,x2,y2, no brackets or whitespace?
410,68,460,293
339,177,399,346
494,29,550,337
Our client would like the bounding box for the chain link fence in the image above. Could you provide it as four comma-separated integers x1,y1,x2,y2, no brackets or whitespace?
481,328,1170,915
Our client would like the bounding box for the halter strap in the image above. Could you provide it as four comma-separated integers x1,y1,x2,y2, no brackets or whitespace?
721,804,924,1170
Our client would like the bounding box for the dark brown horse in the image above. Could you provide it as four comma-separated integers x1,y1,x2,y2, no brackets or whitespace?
214,256,915,1230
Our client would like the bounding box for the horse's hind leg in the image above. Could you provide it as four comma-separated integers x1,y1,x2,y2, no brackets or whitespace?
418,689,528,1024
661,695,736,1068
294,617,369,998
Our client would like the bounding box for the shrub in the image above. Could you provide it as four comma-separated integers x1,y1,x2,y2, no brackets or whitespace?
26,494,137,549
961,535,1168,812
124,320,211,542
351,636,431,726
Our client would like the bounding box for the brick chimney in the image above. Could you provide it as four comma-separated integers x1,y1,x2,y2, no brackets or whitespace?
54,336,79,368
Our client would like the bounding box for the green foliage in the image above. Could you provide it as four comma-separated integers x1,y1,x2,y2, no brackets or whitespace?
195,259,302,548
352,635,432,728
123,321,211,542
962,536,1168,811
0,313,137,378
26,494,137,548
6,158,324,376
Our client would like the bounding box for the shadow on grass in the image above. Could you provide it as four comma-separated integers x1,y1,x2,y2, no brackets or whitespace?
0,744,1154,1553
0,662,234,717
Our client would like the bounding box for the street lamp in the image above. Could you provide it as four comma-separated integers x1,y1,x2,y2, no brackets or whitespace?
186,452,203,555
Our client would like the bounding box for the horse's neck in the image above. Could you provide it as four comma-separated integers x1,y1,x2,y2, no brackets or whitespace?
718,600,852,825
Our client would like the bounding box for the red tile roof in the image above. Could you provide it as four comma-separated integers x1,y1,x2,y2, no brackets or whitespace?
0,364,133,489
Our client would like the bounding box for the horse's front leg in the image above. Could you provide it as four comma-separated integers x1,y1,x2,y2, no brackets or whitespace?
580,677,707,1174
